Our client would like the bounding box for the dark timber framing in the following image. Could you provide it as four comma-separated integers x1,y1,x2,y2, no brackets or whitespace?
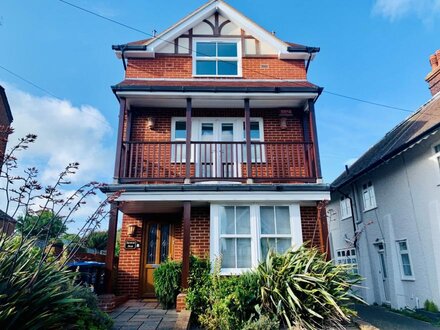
181,201,191,289
185,98,192,183
105,203,119,293
244,98,252,180
114,98,126,180
308,99,322,179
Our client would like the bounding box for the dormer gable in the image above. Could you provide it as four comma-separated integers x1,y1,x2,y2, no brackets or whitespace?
113,0,318,61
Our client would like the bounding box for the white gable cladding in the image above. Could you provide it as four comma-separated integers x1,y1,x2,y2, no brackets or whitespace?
123,0,311,59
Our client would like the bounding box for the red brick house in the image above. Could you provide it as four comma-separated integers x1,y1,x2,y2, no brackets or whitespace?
102,0,330,301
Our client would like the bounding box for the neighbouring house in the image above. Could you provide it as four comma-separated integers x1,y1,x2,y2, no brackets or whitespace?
328,50,440,310
101,0,330,308
0,85,15,236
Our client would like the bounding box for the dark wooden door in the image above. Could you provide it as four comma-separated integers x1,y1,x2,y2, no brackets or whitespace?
140,222,173,297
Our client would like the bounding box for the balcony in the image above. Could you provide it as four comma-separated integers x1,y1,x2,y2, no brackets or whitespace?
117,141,317,184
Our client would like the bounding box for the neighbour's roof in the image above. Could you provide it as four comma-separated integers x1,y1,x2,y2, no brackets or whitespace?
0,85,13,123
112,79,321,93
332,93,440,189
0,210,16,223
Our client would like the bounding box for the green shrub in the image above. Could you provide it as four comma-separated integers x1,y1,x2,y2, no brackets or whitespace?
424,299,439,313
242,312,279,330
197,261,260,330
71,286,113,330
186,256,211,315
153,260,182,308
255,245,363,329
0,238,112,329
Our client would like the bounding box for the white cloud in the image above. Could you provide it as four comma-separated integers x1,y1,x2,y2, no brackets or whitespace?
4,83,113,184
1,83,114,232
373,0,440,22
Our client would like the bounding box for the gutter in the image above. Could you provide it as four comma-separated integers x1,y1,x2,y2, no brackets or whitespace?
112,44,148,70
111,84,322,94
287,46,320,54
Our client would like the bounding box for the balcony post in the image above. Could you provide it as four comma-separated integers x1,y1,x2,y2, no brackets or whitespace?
113,98,126,182
244,99,253,183
308,99,322,180
181,201,191,288
104,203,119,293
185,98,192,184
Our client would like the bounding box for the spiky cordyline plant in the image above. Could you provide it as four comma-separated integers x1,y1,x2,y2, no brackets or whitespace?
256,245,363,330
0,130,119,329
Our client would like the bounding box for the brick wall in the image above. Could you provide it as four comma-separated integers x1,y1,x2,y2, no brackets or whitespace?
428,71,440,96
126,56,306,80
0,99,12,163
300,205,322,248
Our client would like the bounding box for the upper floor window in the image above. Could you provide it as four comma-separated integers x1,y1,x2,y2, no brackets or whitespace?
339,196,352,219
434,144,440,171
194,41,241,76
362,181,376,211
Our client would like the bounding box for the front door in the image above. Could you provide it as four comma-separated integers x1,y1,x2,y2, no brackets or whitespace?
376,242,391,304
140,222,173,297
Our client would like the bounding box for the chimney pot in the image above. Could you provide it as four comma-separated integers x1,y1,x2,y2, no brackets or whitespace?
430,54,438,70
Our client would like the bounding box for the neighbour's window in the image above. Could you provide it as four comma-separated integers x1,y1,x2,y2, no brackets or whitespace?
434,144,440,171
362,181,376,211
336,248,358,274
339,196,352,219
194,41,240,76
397,240,413,279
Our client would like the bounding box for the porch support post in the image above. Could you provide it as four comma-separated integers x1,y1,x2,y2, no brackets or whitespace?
185,98,192,184
244,98,253,183
308,99,322,181
181,201,191,289
114,98,126,183
104,203,119,293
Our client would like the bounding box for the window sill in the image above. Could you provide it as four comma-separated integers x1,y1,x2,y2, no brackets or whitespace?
220,268,251,276
341,215,353,221
192,74,243,78
401,277,415,282
363,206,377,213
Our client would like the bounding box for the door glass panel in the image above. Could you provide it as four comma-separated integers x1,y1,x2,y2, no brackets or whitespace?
159,224,170,263
175,121,186,139
147,224,157,264
379,253,387,278
221,123,234,141
260,206,275,234
201,123,214,140
276,206,291,234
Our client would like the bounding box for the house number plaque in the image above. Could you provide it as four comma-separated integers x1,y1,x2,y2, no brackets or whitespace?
125,240,140,250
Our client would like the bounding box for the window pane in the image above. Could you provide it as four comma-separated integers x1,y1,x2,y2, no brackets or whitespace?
403,264,412,276
218,42,237,57
250,122,260,139
260,206,275,234
220,206,235,234
236,206,250,234
196,42,216,57
276,238,291,254
221,123,234,141
237,238,251,268
218,60,238,75
201,123,214,139
276,206,290,234
175,121,186,139
196,60,216,75
220,238,235,268
261,238,276,259
399,241,408,251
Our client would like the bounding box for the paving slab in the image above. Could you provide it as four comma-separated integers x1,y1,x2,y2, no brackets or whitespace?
110,299,180,330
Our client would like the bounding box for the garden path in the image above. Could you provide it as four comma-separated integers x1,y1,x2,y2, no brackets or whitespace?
110,300,178,330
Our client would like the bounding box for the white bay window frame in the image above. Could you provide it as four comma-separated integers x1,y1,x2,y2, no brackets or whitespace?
192,38,242,77
210,203,302,275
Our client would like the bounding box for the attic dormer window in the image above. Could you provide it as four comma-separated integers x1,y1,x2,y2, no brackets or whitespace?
194,40,241,76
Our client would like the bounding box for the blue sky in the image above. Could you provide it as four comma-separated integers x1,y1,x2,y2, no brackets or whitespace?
0,0,439,229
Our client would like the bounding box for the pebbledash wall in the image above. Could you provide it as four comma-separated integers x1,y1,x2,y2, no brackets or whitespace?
117,206,321,298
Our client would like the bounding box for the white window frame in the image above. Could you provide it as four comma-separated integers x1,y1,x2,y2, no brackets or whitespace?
171,117,264,163
339,196,352,220
335,248,358,274
433,142,440,176
362,181,377,211
210,203,302,275
396,239,415,281
192,38,242,77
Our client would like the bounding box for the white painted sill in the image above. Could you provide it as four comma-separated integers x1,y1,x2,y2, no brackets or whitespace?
401,277,416,282
363,206,377,213
341,215,353,221
192,74,243,78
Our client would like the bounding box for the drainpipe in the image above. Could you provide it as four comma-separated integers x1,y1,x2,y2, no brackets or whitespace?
305,53,313,73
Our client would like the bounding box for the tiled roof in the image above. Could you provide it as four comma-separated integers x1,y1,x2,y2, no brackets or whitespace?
332,93,440,189
114,79,318,89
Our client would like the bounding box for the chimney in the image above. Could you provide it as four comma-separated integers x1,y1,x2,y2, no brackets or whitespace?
426,50,440,96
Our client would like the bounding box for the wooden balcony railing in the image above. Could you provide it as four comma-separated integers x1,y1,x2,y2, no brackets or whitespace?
118,141,317,183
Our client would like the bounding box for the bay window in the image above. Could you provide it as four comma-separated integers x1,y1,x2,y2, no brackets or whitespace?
211,204,302,274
